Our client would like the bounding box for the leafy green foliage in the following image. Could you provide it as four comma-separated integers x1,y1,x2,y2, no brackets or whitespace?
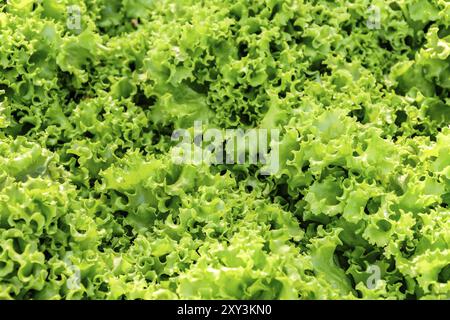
0,0,449,299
